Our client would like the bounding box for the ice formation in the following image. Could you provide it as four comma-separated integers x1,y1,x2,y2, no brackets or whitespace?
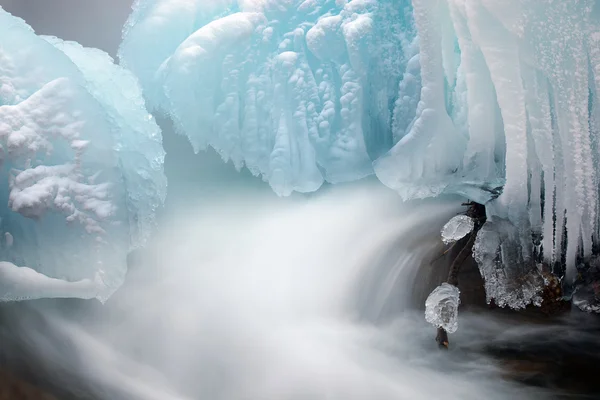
425,283,460,334
120,0,600,310
120,0,416,196
0,8,166,302
441,215,474,245
473,219,544,309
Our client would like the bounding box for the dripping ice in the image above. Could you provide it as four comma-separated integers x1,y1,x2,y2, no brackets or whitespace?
425,283,460,334
119,0,600,311
1,0,600,315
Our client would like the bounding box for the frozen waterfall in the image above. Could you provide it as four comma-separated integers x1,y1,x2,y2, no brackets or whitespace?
1,1,600,397
1,0,600,310
119,0,600,310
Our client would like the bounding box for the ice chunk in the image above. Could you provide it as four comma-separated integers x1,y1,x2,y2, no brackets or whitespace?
425,283,460,334
441,215,474,245
0,8,166,302
0,261,105,301
43,36,167,247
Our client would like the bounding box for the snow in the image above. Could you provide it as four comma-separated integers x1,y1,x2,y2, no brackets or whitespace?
0,8,166,302
441,215,474,245
425,283,460,334
0,261,105,301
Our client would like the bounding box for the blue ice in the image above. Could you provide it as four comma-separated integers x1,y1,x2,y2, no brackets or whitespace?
0,8,166,302
119,0,600,310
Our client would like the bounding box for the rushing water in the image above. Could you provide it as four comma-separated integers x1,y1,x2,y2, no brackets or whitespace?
2,180,555,400
0,3,598,399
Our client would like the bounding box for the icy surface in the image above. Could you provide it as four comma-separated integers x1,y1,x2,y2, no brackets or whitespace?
472,219,544,310
425,283,460,334
120,0,600,310
0,261,104,301
0,8,166,302
120,0,417,196
441,215,474,245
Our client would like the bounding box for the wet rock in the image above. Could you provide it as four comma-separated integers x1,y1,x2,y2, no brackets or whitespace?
0,369,58,400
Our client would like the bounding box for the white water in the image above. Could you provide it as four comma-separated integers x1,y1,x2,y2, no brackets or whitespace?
4,183,543,400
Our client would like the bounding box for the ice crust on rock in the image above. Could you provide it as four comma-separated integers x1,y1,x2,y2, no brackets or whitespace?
441,215,474,244
573,290,600,314
0,8,166,302
573,258,600,313
425,283,460,334
472,219,544,310
120,0,600,311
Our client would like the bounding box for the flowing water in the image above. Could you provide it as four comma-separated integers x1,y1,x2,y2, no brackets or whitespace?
0,2,598,399
2,181,557,400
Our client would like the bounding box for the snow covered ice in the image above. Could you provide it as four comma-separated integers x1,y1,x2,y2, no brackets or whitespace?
0,8,166,302
119,0,600,311
425,283,460,334
441,215,474,245
473,219,544,310
119,0,417,196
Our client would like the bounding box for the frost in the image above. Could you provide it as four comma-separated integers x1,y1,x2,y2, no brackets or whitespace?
441,215,474,245
0,8,166,302
425,283,460,334
472,219,544,310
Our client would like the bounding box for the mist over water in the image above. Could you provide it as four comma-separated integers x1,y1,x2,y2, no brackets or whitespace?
2,182,544,400
0,2,598,399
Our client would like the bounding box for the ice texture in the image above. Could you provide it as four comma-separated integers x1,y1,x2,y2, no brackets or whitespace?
425,283,460,334
120,0,600,310
472,219,544,310
441,215,474,245
0,8,166,302
120,0,417,196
